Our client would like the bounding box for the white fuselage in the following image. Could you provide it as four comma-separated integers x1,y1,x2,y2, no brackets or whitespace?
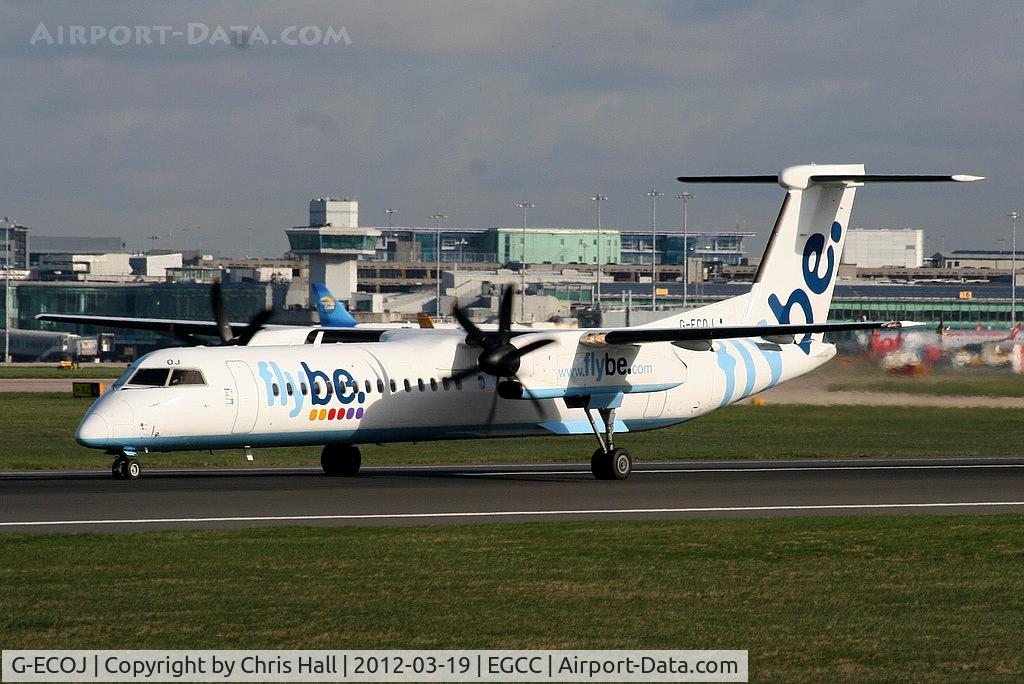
76,327,834,455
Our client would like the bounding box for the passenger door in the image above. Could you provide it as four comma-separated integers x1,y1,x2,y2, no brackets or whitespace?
226,361,259,433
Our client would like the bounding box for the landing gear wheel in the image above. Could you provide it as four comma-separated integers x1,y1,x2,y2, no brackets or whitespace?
590,447,632,480
321,444,361,477
124,457,141,480
608,447,632,480
111,457,126,480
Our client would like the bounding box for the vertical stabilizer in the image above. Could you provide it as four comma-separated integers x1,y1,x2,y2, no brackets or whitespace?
742,164,862,349
311,282,359,328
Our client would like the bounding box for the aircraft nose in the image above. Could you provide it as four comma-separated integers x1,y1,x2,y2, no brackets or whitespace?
76,412,111,446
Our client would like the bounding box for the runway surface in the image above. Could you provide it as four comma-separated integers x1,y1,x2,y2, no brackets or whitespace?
2,457,1023,533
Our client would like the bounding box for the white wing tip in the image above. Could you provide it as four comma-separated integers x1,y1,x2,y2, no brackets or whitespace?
881,320,926,329
951,174,985,182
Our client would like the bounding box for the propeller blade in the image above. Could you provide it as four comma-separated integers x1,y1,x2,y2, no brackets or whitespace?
234,308,274,346
484,386,499,434
210,279,232,344
508,337,554,360
497,284,514,344
444,366,481,384
451,300,487,347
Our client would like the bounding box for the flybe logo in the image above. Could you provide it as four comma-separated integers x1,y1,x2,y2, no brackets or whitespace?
257,360,366,421
767,221,842,353
556,352,654,380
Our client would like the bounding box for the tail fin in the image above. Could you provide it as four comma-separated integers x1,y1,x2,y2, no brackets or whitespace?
742,164,864,338
673,165,983,350
311,283,359,328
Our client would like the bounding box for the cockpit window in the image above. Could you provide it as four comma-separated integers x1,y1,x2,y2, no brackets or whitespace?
126,368,170,387
170,369,206,386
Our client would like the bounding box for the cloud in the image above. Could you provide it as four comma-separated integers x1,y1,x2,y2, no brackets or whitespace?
0,0,1020,255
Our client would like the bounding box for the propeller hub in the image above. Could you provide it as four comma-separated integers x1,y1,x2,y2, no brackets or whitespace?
479,345,520,377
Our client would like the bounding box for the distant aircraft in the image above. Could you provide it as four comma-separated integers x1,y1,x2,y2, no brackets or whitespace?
48,164,981,481
311,282,359,328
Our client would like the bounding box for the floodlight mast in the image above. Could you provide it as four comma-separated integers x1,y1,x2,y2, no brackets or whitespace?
646,190,663,310
591,194,607,308
430,213,448,317
515,201,535,322
675,192,694,310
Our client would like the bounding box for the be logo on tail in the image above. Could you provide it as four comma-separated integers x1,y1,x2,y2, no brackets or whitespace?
767,220,843,353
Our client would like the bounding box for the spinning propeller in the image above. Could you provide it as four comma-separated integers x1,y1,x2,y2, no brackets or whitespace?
445,285,554,428
172,279,273,346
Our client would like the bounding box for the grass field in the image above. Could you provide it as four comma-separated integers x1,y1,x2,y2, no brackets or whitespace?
1,515,1021,681
4,392,1024,470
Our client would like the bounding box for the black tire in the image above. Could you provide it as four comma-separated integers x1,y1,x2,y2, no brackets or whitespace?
591,448,612,480
608,447,632,481
322,444,362,477
124,457,141,480
111,458,125,480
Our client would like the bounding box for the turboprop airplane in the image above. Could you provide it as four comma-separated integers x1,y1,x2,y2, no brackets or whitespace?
51,164,981,481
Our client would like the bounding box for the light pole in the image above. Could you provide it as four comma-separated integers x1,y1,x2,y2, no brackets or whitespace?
675,192,694,309
1011,211,1021,329
3,216,14,363
646,190,663,310
515,201,535,321
385,209,398,259
430,213,447,316
591,194,607,307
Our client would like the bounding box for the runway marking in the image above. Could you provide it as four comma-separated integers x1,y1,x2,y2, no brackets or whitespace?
2,501,1024,528
463,464,1024,476
3,462,1023,480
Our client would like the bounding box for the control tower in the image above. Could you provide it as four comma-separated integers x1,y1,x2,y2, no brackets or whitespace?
285,198,380,301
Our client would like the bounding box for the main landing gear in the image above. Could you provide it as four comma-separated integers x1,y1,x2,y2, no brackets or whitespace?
111,453,141,480
584,406,632,480
321,443,362,477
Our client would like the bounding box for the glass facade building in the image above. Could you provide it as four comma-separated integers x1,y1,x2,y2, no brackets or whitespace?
7,281,277,352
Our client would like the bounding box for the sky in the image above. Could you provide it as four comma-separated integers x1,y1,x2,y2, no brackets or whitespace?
1,1,1022,257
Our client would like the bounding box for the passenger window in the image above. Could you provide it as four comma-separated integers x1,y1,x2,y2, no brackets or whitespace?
127,368,169,386
478,374,486,390
417,378,425,391
272,383,279,397
442,378,450,391
455,378,463,391
404,379,411,392
286,383,293,396
300,382,308,396
389,379,396,393
169,369,206,386
377,379,385,393
430,378,438,391
365,380,372,393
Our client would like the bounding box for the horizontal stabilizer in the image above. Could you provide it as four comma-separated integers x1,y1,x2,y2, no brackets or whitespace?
582,320,910,346
678,171,984,188
807,174,985,184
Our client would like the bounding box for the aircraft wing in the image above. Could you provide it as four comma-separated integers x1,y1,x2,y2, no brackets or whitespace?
35,313,240,337
34,313,387,340
579,320,917,345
